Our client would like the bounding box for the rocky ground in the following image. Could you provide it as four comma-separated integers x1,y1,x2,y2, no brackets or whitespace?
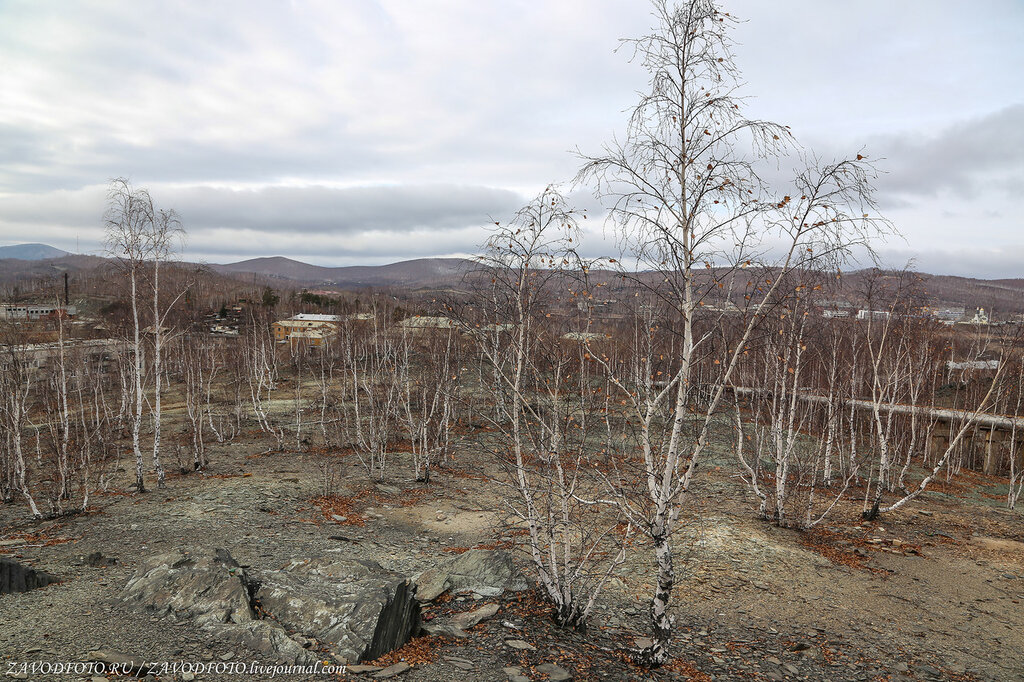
1,430,1023,681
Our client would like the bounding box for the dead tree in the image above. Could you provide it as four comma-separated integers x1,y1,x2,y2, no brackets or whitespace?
350,313,401,480
311,332,339,449
859,290,1010,520
103,179,186,489
181,332,220,470
244,313,283,448
1006,354,1024,509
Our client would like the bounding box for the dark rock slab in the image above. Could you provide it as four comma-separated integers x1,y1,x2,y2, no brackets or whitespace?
0,557,58,594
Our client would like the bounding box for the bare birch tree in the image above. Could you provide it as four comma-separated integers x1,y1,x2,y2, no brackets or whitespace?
397,326,460,483
104,178,186,490
576,0,887,665
104,178,154,491
0,332,42,516
858,285,1010,520
469,187,631,629
145,207,185,487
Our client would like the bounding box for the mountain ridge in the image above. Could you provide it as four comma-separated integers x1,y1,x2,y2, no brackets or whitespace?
0,244,1021,312
0,243,70,260
209,256,473,287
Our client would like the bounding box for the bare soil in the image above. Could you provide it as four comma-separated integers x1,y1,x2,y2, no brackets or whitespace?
1,430,1022,681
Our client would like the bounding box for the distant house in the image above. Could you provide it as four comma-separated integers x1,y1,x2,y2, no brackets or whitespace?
271,317,339,344
702,300,740,314
284,328,329,348
932,306,965,324
0,338,121,374
947,358,1000,371
820,300,851,318
209,324,239,336
856,309,891,321
461,322,514,340
561,331,604,342
822,308,850,319
0,304,77,321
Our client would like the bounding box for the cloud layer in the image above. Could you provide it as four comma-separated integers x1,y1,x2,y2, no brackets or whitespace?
0,1,1021,274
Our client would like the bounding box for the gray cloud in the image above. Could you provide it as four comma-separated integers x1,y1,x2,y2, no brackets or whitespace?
870,105,1024,200
0,183,525,264
0,1,1021,276
163,184,523,235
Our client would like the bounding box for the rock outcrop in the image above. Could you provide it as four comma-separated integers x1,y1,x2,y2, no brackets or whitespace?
257,557,420,663
122,548,255,627
202,620,316,665
415,549,527,602
121,549,419,665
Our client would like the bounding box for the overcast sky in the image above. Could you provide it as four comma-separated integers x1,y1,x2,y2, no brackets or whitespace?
0,1,1021,277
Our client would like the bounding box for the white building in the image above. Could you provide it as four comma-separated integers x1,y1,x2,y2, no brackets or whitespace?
0,304,77,321
947,359,1000,371
856,309,891,321
822,309,850,319
932,306,965,323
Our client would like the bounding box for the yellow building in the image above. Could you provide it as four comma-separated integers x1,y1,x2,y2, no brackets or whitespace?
271,318,339,344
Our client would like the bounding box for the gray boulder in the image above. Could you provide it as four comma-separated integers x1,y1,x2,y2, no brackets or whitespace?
414,567,449,602
256,557,420,664
122,550,419,666
204,621,317,665
415,549,527,602
121,548,254,626
450,603,500,630
121,549,315,664
423,602,501,638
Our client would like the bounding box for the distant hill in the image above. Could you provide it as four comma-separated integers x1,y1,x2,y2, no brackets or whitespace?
0,249,1020,313
0,243,69,260
844,271,1024,316
211,256,474,289
0,254,108,282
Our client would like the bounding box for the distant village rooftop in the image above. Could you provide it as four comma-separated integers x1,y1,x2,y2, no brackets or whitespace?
292,313,343,322
398,316,454,329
